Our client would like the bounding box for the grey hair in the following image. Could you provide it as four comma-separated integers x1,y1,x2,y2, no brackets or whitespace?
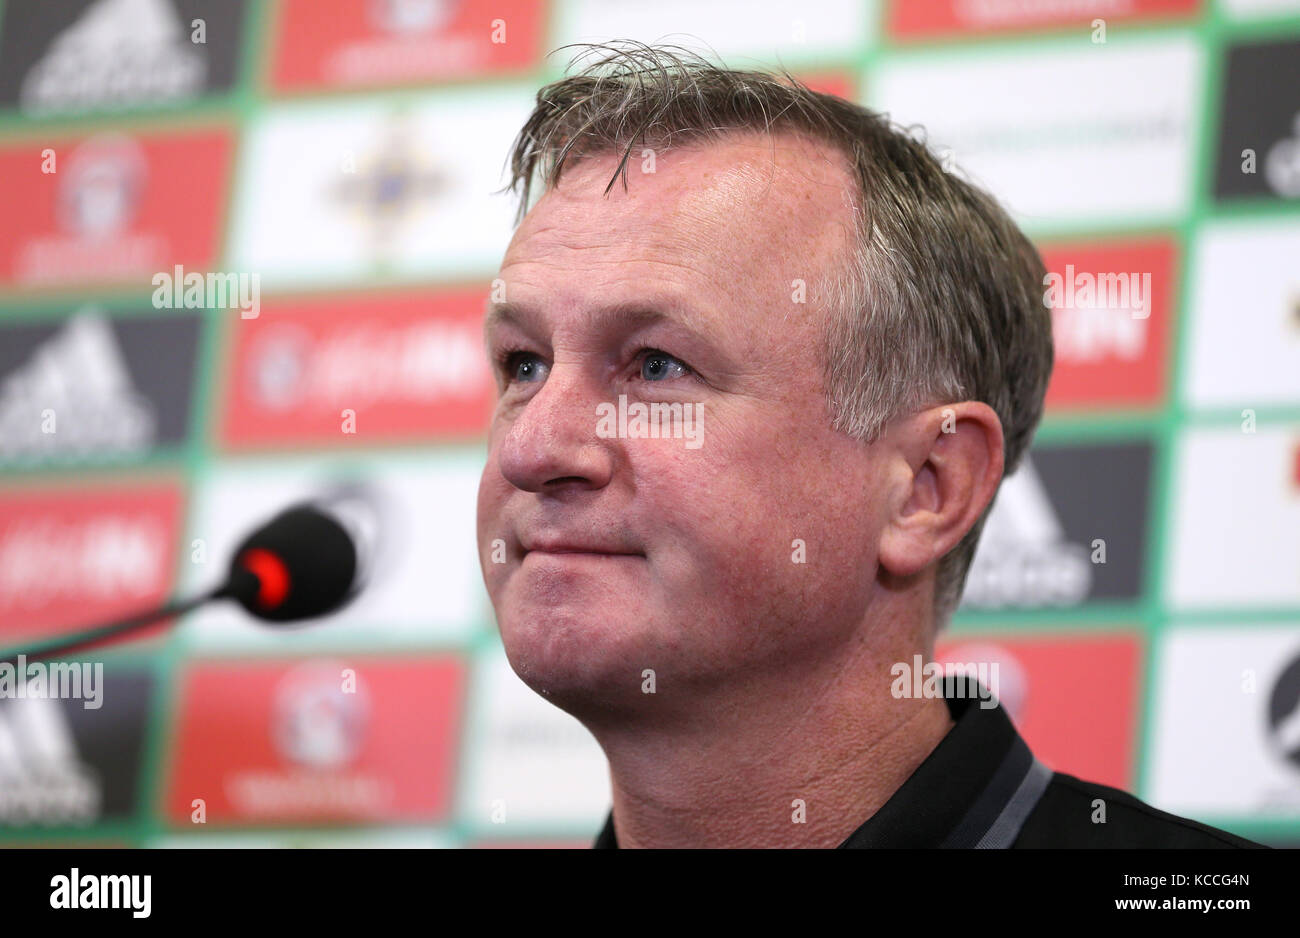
499,41,1054,631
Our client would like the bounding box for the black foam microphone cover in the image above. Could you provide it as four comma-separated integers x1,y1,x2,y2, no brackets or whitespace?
227,505,359,622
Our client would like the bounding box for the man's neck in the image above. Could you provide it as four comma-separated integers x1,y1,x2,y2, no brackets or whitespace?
593,647,957,849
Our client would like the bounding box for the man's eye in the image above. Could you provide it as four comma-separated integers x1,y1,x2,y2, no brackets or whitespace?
502,351,548,383
639,350,691,381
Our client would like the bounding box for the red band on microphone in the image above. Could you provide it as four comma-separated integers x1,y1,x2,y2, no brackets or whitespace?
238,548,291,609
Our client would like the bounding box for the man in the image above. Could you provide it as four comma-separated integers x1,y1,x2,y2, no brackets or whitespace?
475,42,1259,849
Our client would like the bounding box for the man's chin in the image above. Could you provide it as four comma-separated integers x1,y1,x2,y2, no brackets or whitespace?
495,606,654,717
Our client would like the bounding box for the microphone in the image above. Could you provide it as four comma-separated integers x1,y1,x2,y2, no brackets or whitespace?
227,504,359,622
0,501,369,666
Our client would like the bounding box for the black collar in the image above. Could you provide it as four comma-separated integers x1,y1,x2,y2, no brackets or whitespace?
593,676,1049,848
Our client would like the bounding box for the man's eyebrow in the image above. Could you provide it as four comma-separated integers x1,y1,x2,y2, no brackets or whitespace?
482,300,530,336
483,297,714,338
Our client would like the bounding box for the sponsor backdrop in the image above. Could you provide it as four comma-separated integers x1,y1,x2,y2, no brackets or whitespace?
0,0,1297,847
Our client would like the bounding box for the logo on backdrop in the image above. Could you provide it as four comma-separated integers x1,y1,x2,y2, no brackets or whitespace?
0,0,247,115
0,128,233,288
273,663,371,770
960,442,1153,610
19,0,203,112
1215,37,1300,203
1268,650,1300,772
268,0,544,92
330,112,448,255
0,670,153,828
1039,237,1176,412
369,0,459,34
0,309,200,466
0,484,182,642
165,658,464,824
0,312,153,459
220,289,493,447
60,135,146,238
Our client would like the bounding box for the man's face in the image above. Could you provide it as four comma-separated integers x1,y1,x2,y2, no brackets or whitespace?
477,133,894,719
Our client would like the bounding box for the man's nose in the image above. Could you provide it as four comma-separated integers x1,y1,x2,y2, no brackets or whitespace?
496,366,615,493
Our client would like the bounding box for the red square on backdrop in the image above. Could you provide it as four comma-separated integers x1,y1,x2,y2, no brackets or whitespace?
0,128,233,291
218,287,495,449
270,0,546,92
887,0,1202,40
0,479,185,644
165,656,466,826
936,631,1143,791
1039,235,1178,413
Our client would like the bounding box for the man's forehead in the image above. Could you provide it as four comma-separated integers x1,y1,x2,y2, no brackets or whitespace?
490,132,855,341
503,171,747,269
493,201,735,333
507,131,853,254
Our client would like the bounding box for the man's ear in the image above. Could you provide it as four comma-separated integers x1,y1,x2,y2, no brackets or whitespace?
877,402,1005,580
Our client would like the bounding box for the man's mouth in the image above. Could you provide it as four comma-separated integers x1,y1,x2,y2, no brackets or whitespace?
521,538,643,558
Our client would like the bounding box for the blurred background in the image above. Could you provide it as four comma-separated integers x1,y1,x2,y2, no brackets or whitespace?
0,0,1297,848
